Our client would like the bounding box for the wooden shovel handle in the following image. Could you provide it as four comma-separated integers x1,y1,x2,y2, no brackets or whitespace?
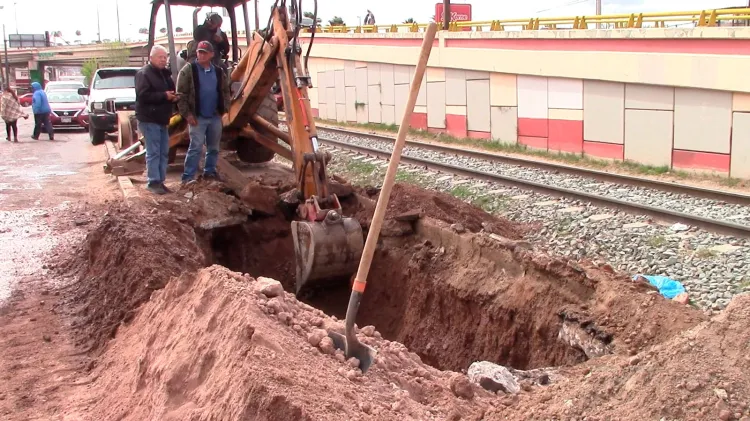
351,23,439,294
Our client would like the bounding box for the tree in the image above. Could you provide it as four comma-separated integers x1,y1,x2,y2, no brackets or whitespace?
175,27,183,33
328,16,345,26
75,30,81,36
303,11,321,23
81,58,98,86
102,42,131,67
80,42,131,84
403,18,415,24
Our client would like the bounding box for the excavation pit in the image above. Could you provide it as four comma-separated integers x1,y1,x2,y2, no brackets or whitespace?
200,189,611,372
63,182,704,374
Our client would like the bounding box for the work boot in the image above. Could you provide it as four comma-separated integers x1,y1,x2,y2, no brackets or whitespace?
146,182,166,195
160,183,172,193
203,172,221,181
181,179,197,189
13,137,18,143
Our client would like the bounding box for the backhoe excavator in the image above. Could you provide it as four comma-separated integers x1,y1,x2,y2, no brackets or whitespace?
131,0,365,295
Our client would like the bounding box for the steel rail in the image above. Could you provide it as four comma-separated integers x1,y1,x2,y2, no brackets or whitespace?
320,137,750,238
316,125,750,207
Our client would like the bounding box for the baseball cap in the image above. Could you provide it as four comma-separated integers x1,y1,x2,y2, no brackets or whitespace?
197,41,214,53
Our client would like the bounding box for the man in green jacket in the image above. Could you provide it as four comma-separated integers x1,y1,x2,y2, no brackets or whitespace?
176,41,231,185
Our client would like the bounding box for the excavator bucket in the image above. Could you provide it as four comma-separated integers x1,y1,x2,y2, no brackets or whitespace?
292,214,364,296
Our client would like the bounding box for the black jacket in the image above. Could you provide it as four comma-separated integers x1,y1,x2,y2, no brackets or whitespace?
134,64,176,125
193,24,230,57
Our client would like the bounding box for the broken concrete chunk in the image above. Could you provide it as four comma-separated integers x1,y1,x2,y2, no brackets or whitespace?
393,210,423,222
467,361,520,394
255,277,284,298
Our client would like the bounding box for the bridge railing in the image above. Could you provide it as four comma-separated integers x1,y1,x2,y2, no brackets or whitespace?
309,8,750,33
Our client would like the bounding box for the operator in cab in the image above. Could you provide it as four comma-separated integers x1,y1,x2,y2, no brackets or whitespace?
192,12,230,68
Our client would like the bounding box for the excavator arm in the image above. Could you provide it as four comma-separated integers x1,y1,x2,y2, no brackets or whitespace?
226,2,364,295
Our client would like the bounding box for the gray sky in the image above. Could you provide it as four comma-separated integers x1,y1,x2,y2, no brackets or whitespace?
3,0,746,44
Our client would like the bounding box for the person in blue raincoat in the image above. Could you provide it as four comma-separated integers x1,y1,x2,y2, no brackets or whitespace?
31,82,54,141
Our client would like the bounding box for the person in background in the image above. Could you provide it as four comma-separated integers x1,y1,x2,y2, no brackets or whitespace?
192,12,230,67
364,9,376,25
135,45,179,195
31,82,53,141
1,87,29,142
176,41,230,186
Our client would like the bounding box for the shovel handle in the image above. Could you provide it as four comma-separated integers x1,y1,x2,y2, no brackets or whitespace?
351,23,438,295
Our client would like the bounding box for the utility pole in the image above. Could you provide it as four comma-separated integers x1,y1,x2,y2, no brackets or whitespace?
96,3,102,42
596,0,602,29
4,25,9,88
13,2,17,34
254,0,260,30
116,0,122,42
442,0,450,30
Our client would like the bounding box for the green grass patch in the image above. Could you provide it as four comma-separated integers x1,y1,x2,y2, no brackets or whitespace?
647,235,667,248
395,170,419,184
695,248,718,259
449,185,473,200
346,160,377,175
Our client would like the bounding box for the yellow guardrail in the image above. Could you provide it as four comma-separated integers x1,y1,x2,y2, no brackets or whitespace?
312,8,750,33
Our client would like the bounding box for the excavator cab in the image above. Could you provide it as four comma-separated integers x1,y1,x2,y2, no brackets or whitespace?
144,0,364,296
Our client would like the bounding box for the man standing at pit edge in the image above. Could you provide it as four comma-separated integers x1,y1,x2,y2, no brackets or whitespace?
176,41,230,186
135,45,179,195
31,82,53,141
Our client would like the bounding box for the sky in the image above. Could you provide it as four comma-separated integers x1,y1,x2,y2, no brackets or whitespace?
1,0,747,44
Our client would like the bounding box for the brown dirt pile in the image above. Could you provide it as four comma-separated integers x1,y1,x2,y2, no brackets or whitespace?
59,203,206,352
77,265,498,420
350,183,525,239
503,293,750,421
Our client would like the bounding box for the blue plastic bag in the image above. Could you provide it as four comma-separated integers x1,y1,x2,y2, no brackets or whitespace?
633,274,686,299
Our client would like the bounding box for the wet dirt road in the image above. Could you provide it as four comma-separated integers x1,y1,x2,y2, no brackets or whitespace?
0,114,120,420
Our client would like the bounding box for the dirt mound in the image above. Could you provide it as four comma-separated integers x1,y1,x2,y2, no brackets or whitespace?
348,222,706,372
60,203,206,352
504,293,750,421
353,183,525,239
77,266,496,420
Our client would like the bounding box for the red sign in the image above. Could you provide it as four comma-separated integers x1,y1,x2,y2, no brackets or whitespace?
434,3,472,23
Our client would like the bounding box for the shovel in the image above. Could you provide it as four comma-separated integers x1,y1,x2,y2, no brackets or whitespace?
328,22,439,373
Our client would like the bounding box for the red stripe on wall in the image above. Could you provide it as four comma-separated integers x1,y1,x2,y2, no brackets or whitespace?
583,141,624,160
468,131,491,140
519,136,548,150
443,38,750,56
410,112,428,130
446,114,467,138
672,150,730,172
548,119,583,154
311,108,320,118
518,118,548,138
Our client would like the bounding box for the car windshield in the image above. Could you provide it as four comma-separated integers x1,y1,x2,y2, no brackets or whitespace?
93,71,136,90
47,83,83,91
48,92,83,103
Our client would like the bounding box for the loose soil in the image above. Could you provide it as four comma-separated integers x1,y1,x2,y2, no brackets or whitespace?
8,171,749,420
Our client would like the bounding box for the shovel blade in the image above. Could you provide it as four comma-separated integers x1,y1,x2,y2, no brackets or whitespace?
329,331,377,373
292,216,363,296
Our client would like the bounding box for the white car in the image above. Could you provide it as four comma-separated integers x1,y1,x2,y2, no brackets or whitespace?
45,80,85,93
78,67,139,145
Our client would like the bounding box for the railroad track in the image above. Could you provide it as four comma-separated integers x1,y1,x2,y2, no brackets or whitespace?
316,125,750,206
307,127,750,239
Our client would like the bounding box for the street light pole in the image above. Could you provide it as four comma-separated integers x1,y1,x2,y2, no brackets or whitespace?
3,24,9,89
442,0,450,30
116,0,122,42
96,2,102,42
596,0,602,29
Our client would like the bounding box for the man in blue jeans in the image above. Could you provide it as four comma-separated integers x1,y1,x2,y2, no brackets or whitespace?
176,41,230,186
135,45,179,195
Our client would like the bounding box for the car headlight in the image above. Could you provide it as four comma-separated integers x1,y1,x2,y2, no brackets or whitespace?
92,102,104,112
